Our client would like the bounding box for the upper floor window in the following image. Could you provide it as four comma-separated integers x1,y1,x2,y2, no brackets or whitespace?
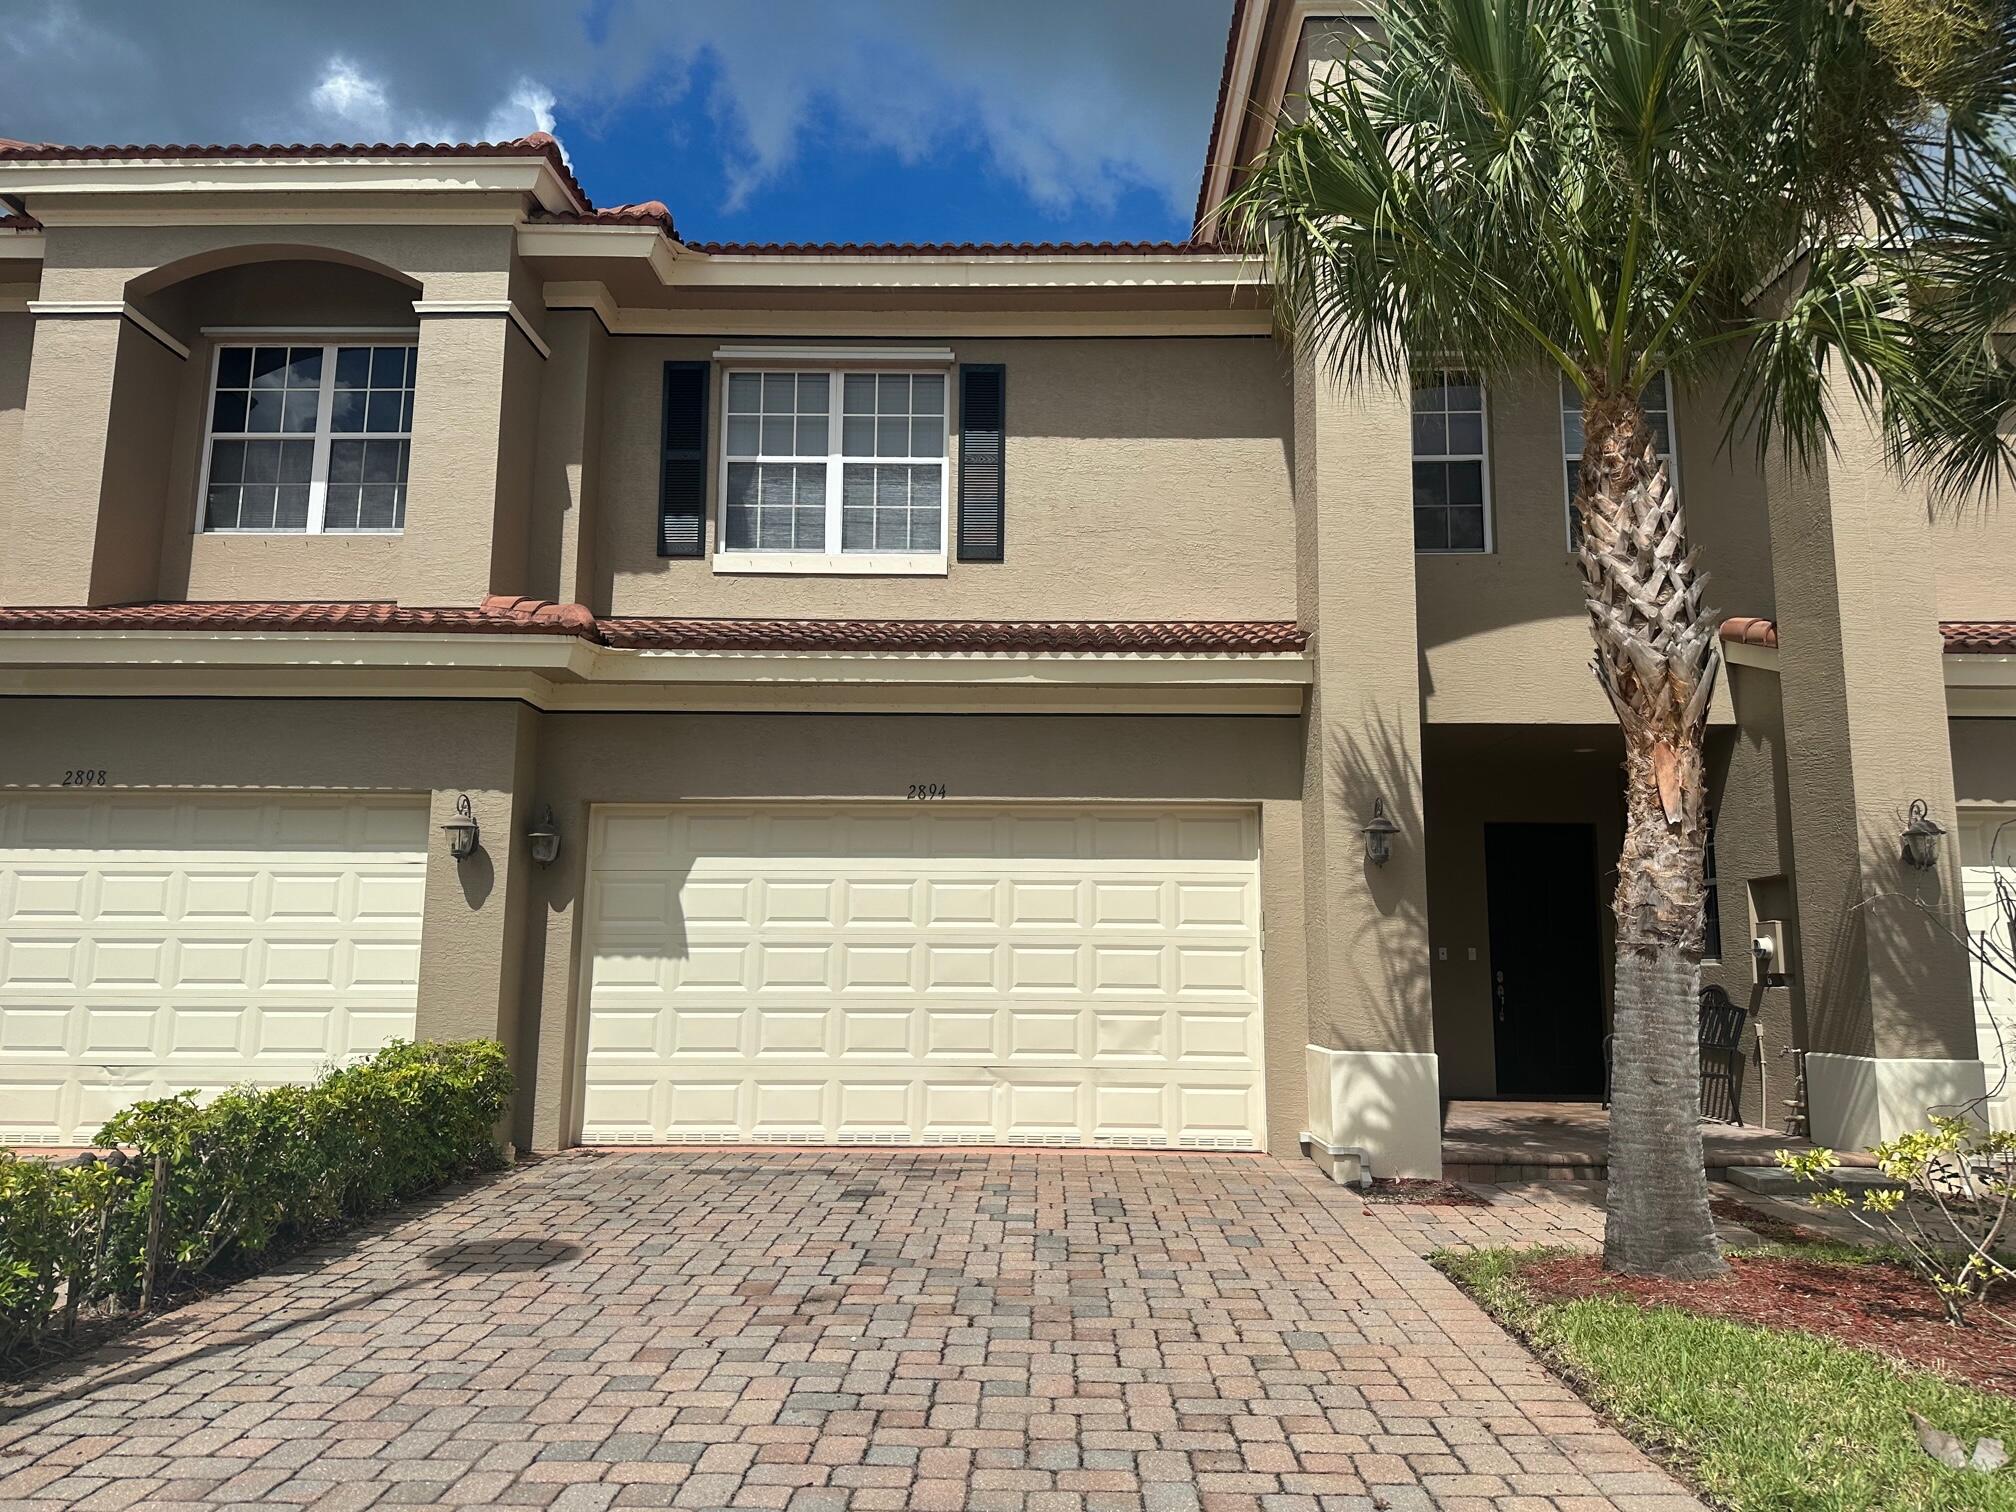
1563,372,1677,549
1412,371,1490,552
717,368,947,572
201,342,415,533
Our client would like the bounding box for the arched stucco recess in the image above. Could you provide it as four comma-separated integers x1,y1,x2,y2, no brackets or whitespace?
127,242,421,302
36,220,517,313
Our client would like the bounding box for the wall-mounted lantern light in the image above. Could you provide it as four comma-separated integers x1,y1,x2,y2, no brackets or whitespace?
1901,798,1945,872
526,805,561,867
441,792,481,861
1362,798,1400,867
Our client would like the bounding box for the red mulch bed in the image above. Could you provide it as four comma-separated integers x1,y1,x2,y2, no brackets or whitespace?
1362,1177,1490,1207
1521,1251,2016,1398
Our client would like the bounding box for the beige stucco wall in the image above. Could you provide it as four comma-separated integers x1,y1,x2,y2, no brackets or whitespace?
591,336,1297,620
1934,512,2016,621
0,311,29,549
149,260,424,602
1417,368,1774,724
1701,666,1803,1127
8,221,536,610
1766,396,1977,1068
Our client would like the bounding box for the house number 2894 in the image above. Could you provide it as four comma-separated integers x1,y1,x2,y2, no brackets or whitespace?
906,783,948,800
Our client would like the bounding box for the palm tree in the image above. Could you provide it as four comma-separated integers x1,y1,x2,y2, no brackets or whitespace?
1221,0,2013,1277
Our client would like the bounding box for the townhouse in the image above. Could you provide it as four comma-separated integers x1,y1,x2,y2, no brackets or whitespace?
2,0,2012,1176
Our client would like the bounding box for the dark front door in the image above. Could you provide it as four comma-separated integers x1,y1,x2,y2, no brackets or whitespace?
1485,822,1607,1096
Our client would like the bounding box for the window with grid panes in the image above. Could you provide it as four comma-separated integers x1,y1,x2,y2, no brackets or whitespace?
1411,371,1490,552
718,368,946,561
202,342,415,532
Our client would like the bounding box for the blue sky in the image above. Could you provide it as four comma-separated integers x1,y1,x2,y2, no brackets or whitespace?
2,1,1233,244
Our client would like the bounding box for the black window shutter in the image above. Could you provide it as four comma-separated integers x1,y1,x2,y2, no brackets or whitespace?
957,364,1006,562
659,361,709,558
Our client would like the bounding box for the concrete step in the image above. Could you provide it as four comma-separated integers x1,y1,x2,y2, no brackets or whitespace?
1725,1164,1904,1196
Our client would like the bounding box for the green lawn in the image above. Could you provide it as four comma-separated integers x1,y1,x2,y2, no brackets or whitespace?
1439,1247,2016,1512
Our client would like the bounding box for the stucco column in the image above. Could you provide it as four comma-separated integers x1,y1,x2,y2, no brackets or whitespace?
396,299,545,607
414,704,543,1142
5,309,179,607
1294,357,1440,1178
525,310,607,608
1767,386,1981,1150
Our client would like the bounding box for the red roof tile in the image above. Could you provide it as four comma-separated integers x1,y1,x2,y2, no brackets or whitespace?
1717,616,1780,649
537,202,678,234
0,601,1307,656
597,618,1307,654
1718,617,2016,654
1941,621,2016,654
0,134,589,214
0,599,589,638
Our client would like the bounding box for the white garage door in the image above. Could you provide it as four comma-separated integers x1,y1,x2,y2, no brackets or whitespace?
581,804,1265,1149
1962,810,2016,1132
0,794,427,1145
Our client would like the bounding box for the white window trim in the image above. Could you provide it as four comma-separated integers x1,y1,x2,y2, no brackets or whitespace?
711,365,952,577
194,336,416,537
1412,369,1494,555
1562,373,1680,552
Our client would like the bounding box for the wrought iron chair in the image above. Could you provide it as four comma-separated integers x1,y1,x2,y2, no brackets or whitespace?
1602,984,1751,1123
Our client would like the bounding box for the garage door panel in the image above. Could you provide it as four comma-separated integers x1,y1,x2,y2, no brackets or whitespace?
581,803,1264,1150
0,795,425,1145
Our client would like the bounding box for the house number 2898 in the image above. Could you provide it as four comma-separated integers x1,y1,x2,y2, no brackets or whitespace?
906,783,948,800
62,769,109,787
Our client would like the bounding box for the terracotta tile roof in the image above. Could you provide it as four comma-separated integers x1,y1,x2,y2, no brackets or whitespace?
1717,615,1780,649
597,618,1307,654
1717,616,2016,654
0,600,1306,655
1194,0,1254,238
0,598,590,638
683,240,1218,258
536,202,678,234
0,133,588,213
1941,621,2016,654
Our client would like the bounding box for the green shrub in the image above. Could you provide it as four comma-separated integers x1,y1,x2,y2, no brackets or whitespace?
0,1038,510,1368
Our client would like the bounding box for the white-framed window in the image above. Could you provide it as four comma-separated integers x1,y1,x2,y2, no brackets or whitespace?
200,340,416,533
1563,372,1677,549
716,367,948,574
1411,370,1490,553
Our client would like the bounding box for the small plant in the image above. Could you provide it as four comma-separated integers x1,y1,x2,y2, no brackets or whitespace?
1777,1117,2016,1325
0,1038,511,1369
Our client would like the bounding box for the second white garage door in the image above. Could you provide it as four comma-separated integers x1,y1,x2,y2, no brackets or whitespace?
0,794,427,1146
581,804,1265,1148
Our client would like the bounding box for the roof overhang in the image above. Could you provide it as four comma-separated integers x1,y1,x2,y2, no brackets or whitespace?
0,152,586,218
1719,618,2016,716
1194,1,1375,243
518,222,1260,292
0,631,1311,716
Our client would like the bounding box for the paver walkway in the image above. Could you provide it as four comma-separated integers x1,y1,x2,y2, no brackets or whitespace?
0,1151,1703,1511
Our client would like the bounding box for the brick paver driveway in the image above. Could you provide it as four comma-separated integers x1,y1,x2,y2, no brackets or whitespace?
0,1152,1701,1511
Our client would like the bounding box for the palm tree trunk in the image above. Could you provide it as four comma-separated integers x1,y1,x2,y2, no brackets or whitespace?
1576,388,1726,1280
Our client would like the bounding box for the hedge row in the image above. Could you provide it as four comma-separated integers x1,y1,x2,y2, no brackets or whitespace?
0,1039,512,1366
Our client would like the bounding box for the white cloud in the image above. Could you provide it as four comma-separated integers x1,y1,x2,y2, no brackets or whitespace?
0,0,1229,221
308,59,396,140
